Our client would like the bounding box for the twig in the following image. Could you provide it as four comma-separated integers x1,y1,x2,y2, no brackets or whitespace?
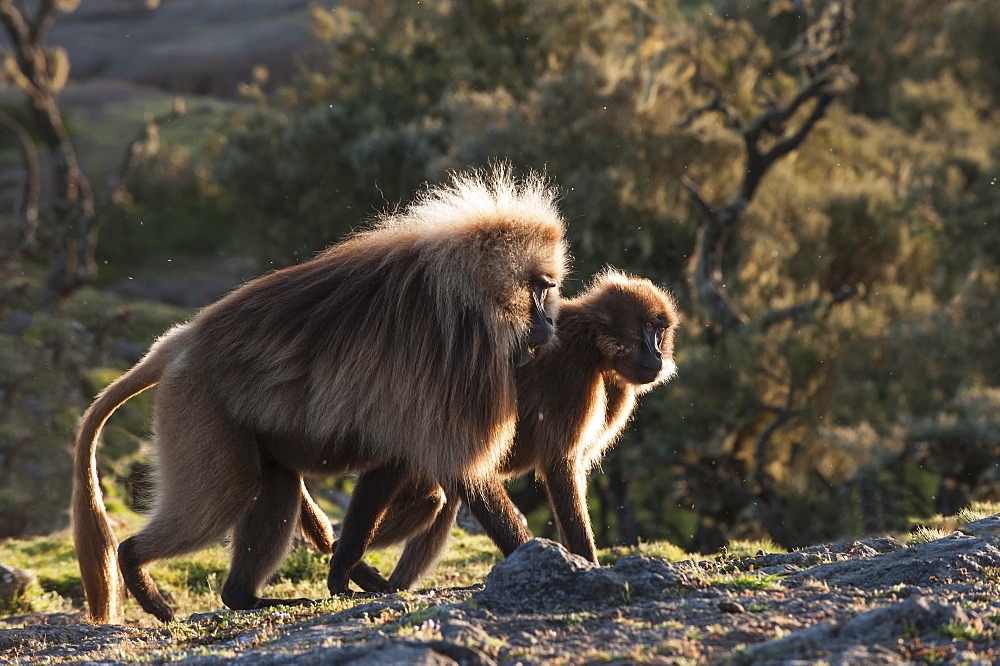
758,284,861,332
108,98,187,204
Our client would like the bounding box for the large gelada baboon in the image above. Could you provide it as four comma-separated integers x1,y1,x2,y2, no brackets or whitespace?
73,167,568,623
302,269,679,591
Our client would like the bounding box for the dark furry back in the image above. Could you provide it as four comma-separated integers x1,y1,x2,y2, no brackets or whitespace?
184,168,569,485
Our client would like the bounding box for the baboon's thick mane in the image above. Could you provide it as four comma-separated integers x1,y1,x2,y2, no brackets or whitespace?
188,167,568,484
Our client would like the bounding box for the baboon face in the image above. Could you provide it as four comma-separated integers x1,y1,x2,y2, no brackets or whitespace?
518,274,558,366
600,282,679,387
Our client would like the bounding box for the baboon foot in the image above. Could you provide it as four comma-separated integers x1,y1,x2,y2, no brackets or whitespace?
221,576,314,613
252,597,315,611
350,561,394,594
221,586,315,612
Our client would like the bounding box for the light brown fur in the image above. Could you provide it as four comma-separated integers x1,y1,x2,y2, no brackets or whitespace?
303,269,680,589
73,166,568,623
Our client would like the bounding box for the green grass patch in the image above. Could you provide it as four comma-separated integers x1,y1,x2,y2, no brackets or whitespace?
705,572,785,593
719,538,787,559
0,531,82,605
907,525,952,546
597,540,689,566
939,619,988,642
957,502,1000,525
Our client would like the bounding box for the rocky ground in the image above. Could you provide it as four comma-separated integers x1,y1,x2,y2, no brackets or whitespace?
4,533,1000,664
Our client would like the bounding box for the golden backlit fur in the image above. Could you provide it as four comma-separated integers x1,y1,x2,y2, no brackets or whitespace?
303,268,680,588
73,166,568,623
508,268,678,476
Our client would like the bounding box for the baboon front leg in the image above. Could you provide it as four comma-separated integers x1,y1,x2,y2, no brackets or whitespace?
221,461,306,612
387,490,460,590
459,477,532,556
327,463,406,594
541,459,598,562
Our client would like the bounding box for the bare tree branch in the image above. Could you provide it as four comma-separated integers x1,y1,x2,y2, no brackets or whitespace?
676,86,743,131
0,0,97,304
758,284,861,332
681,0,854,334
0,109,40,272
108,98,187,204
30,0,58,43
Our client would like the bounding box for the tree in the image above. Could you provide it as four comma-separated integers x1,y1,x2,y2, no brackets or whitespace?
0,0,96,303
681,0,856,334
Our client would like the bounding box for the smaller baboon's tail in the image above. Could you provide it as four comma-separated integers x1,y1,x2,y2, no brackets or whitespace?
298,478,335,554
72,325,189,624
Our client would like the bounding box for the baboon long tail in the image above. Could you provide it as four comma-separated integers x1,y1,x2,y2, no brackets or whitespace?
298,478,335,554
72,325,187,624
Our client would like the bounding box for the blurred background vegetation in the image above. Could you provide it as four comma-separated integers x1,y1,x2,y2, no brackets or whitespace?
1,0,998,558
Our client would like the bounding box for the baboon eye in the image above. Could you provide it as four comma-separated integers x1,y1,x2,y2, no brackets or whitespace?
644,322,653,334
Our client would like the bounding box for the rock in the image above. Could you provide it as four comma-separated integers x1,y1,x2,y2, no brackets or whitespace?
718,600,745,613
730,535,906,575
475,539,626,613
609,555,692,597
455,505,484,535
439,616,493,647
474,539,689,614
857,535,906,554
785,532,1000,590
838,596,968,642
189,641,461,665
962,513,1000,542
739,597,966,663
0,611,84,626
0,564,33,606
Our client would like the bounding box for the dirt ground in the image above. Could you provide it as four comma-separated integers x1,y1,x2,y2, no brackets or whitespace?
4,533,1000,664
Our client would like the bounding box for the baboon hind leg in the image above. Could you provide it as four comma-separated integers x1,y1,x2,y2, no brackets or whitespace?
221,460,308,612
388,490,460,590
120,519,233,624
119,403,260,623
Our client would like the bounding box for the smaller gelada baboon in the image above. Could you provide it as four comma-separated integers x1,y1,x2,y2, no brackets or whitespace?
302,268,679,590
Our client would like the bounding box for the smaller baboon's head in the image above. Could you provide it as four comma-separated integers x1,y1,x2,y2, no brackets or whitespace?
588,269,680,390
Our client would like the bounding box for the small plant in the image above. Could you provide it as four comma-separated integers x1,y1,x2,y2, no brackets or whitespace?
276,546,328,584
956,502,1000,525
597,540,688,565
720,538,787,559
908,526,952,545
554,611,595,627
705,572,784,593
939,618,988,642
874,583,909,599
397,604,442,629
